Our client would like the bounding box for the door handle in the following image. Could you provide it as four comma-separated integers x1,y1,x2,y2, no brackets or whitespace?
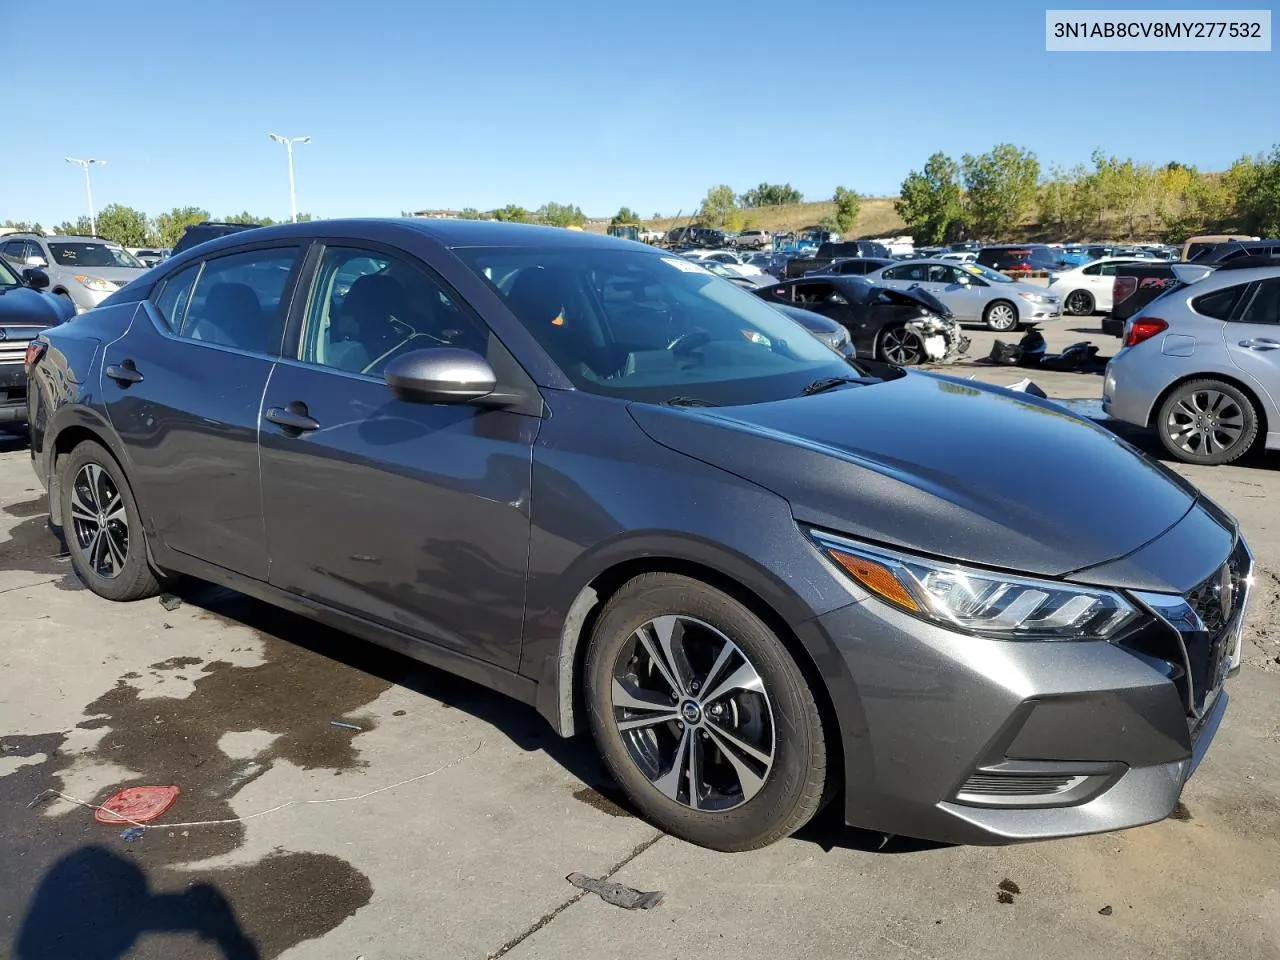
105,360,144,385
265,403,319,433
1238,338,1280,350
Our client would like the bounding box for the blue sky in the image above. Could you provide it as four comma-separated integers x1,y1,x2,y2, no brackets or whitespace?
5,0,1277,225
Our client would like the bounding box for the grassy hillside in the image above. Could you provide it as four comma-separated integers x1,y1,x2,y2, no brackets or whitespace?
641,197,907,239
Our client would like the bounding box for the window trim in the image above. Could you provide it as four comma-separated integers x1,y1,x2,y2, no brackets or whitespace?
1190,282,1248,322
1233,279,1280,327
140,238,307,359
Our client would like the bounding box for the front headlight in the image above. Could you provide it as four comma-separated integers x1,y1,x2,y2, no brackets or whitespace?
811,532,1139,641
75,275,116,293
1018,292,1048,304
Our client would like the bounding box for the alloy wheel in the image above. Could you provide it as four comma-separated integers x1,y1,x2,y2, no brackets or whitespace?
1066,291,1092,315
880,326,924,365
986,303,1018,331
610,615,776,811
1165,389,1245,457
69,462,129,579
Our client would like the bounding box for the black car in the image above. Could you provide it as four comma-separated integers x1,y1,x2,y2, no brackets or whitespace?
775,304,855,359
0,261,75,424
804,257,895,277
754,276,964,365
977,244,1063,274
172,221,263,257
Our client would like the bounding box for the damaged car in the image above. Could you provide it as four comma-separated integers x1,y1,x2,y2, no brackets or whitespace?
754,276,968,364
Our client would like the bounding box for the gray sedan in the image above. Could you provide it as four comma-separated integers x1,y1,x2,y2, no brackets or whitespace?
864,259,1062,331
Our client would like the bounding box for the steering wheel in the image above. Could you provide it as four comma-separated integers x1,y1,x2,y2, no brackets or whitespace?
666,328,711,355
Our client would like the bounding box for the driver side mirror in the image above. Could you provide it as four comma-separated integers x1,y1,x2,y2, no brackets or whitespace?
384,347,518,408
21,267,50,290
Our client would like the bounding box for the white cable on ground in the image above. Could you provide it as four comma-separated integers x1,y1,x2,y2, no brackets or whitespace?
29,739,484,831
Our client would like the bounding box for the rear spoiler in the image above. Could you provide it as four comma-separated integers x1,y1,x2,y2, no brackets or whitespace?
1171,263,1215,285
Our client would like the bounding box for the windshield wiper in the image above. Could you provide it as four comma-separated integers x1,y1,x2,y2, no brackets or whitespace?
801,376,881,396
664,396,719,407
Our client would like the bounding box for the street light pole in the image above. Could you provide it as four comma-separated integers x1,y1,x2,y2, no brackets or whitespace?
65,157,106,235
268,134,311,222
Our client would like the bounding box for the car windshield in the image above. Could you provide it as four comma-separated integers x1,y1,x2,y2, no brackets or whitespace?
48,242,143,268
959,262,1013,283
0,258,20,288
455,246,855,405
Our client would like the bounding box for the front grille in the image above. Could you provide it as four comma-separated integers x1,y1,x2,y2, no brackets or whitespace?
0,340,31,364
960,773,1077,796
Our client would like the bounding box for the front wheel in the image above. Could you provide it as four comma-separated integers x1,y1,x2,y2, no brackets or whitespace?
1065,290,1095,316
59,441,163,601
877,325,925,365
1156,379,1258,465
584,574,827,852
984,300,1020,332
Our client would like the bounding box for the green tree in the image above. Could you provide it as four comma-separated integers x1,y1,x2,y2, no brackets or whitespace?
895,152,965,244
1231,146,1280,237
93,204,150,246
699,184,739,229
739,183,802,208
535,202,586,227
457,207,484,220
221,211,278,226
611,206,640,225
490,204,531,222
2,219,34,232
56,216,95,236
832,187,860,234
153,206,211,248
961,144,1040,240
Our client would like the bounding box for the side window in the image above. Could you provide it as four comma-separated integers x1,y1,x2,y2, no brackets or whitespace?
300,246,486,376
1236,279,1280,326
1098,263,1120,277
928,264,959,283
178,247,299,354
151,263,201,330
881,266,903,280
1192,284,1246,321
1,240,26,264
792,281,835,304
1082,263,1101,276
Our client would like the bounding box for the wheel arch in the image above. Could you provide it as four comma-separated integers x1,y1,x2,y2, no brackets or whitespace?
1146,372,1270,438
44,409,131,528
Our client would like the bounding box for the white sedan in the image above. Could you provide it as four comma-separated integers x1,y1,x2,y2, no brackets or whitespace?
682,249,764,277
1046,256,1169,315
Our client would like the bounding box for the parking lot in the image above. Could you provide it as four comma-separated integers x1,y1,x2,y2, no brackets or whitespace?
2,319,1279,960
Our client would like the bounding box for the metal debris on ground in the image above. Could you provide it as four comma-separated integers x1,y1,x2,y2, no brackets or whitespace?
159,594,182,611
566,872,664,910
330,720,363,731
94,785,182,824
120,826,145,842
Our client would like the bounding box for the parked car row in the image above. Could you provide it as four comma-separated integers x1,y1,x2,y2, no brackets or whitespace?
23,217,1252,855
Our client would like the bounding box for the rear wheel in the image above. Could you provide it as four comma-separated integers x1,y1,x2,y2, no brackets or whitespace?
584,574,827,852
1156,379,1258,466
59,441,162,601
877,325,925,365
1065,290,1095,316
984,300,1019,332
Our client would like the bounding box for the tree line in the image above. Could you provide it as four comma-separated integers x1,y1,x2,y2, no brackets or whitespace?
1,206,311,248
894,143,1280,244
405,202,588,228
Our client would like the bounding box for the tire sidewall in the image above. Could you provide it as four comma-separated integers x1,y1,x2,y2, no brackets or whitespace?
1157,380,1258,465
985,300,1019,331
584,576,824,851
59,442,156,601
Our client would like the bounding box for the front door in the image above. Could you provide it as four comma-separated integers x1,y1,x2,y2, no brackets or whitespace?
1223,277,1280,414
932,264,985,321
102,243,304,579
258,243,538,670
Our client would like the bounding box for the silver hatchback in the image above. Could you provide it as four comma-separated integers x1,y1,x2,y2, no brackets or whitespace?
0,233,149,314
1104,263,1280,465
864,259,1061,331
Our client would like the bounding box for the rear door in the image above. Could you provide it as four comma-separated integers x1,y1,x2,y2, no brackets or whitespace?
1223,277,1280,413
258,241,538,669
101,241,304,579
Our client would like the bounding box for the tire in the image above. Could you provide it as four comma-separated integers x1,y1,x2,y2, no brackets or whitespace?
877,325,925,365
584,573,827,852
1065,289,1095,316
984,300,1019,332
59,440,162,601
1156,379,1259,466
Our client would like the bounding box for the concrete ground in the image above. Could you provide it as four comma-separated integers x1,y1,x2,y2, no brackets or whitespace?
2,316,1279,960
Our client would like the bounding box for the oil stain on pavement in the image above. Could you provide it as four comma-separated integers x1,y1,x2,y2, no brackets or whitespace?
0,581,405,958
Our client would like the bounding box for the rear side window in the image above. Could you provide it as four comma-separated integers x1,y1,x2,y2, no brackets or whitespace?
1236,278,1280,326
152,263,201,330
1191,285,1245,320
177,247,300,354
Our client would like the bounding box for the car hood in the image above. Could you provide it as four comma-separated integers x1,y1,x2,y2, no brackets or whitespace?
629,372,1198,578
0,286,74,327
59,266,148,283
883,285,952,318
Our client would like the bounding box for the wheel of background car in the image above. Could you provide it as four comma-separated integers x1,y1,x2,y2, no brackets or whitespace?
58,441,163,602
1065,290,1095,316
877,325,924,365
1156,379,1259,466
584,573,827,852
984,300,1019,331
55,290,74,303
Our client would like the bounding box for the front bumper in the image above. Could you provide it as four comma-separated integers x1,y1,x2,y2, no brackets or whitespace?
802,536,1250,845
0,363,28,423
